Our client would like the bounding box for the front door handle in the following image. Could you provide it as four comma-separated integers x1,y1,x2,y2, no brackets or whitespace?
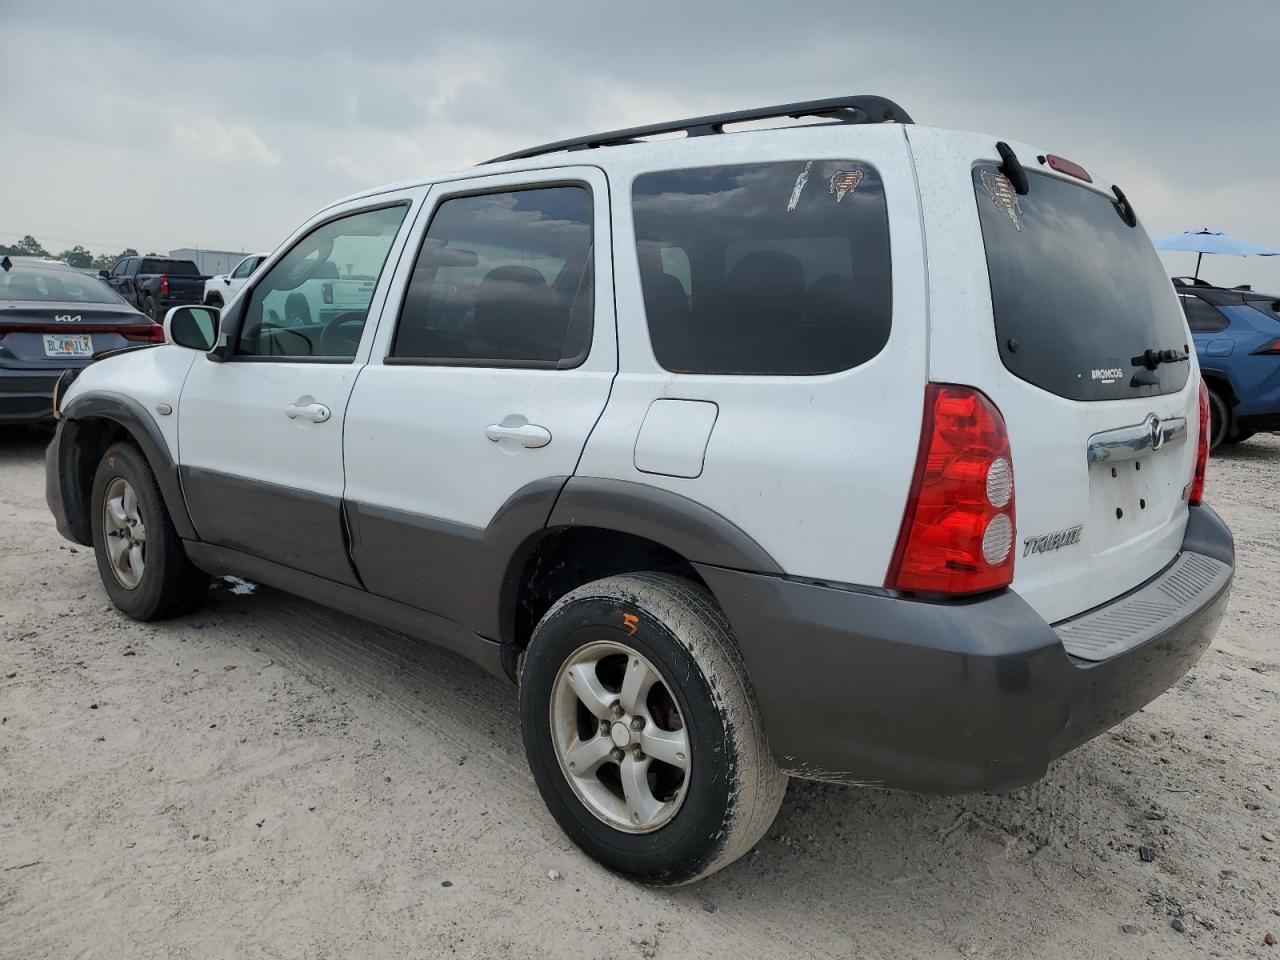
485,421,551,448
286,398,331,423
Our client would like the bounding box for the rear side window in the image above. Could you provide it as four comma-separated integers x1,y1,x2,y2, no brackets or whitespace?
1179,294,1230,333
974,166,1190,401
632,161,891,375
392,186,594,367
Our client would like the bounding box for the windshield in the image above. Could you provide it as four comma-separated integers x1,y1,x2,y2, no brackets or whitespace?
0,264,127,304
973,166,1189,401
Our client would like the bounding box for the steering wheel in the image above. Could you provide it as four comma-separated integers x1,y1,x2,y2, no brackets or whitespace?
318,311,367,357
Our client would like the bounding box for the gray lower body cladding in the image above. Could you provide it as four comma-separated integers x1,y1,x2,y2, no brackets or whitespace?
696,504,1233,793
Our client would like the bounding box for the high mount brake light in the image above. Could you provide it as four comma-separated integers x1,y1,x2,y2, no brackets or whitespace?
1189,379,1210,505
887,384,1016,596
1044,154,1092,183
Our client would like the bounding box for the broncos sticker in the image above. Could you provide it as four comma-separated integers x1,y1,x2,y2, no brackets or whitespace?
828,169,864,203
980,167,1022,231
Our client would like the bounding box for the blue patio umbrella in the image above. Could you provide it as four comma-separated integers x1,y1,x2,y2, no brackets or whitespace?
1154,227,1278,279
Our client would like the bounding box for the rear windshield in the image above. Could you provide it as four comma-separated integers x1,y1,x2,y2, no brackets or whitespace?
0,265,125,304
973,166,1189,401
632,160,892,375
140,259,200,276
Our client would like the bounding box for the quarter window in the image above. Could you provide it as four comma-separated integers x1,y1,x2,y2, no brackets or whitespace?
236,204,407,360
1179,294,1230,333
391,186,594,366
632,161,892,375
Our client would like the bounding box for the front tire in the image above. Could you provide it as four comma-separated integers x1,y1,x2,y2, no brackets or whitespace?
520,573,786,885
90,442,209,620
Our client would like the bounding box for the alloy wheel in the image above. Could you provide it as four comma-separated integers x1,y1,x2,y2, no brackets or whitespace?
549,640,690,833
102,476,146,589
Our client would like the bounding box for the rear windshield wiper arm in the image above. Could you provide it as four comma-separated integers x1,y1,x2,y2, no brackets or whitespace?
1132,347,1188,371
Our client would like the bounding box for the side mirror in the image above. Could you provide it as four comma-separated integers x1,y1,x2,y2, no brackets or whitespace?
98,270,110,279
164,305,219,352
223,277,231,285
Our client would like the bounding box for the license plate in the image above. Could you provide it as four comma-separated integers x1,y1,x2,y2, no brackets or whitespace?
42,334,93,358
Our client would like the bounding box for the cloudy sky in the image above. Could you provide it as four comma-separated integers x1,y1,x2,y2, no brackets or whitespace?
2,0,1277,290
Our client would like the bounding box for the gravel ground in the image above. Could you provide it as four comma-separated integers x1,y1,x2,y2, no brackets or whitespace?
1,426,1277,960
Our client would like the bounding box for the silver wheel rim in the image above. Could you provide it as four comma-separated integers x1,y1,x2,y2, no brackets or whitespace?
102,476,146,590
550,640,690,834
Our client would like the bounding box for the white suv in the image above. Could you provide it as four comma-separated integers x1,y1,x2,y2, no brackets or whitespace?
202,252,267,308
46,96,1234,885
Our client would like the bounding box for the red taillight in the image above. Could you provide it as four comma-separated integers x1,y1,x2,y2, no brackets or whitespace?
0,322,163,341
887,384,1016,595
121,325,166,343
1250,338,1280,356
1189,379,1210,505
159,275,170,297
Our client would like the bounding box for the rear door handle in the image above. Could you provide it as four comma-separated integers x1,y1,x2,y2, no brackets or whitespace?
485,422,551,448
286,399,331,423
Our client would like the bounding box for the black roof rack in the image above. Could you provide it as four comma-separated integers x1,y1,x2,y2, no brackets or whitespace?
483,95,912,165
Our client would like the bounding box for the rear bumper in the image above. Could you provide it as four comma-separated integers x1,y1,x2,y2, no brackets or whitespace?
697,504,1234,793
0,367,63,423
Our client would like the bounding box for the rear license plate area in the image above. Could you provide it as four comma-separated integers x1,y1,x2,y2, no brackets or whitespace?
42,334,93,358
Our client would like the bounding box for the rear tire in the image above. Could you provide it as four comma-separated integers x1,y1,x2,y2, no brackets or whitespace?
144,296,160,322
1206,388,1230,451
520,572,786,885
90,442,209,620
1222,429,1254,446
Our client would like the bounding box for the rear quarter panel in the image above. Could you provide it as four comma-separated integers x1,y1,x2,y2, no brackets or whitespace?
578,126,928,586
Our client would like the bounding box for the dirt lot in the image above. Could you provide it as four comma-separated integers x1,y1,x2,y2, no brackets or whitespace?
0,428,1276,960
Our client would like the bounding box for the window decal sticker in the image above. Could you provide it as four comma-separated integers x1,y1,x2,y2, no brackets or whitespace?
828,169,863,203
980,167,1022,231
786,160,814,212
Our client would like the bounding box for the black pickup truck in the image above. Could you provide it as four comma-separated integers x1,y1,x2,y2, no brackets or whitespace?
100,256,207,321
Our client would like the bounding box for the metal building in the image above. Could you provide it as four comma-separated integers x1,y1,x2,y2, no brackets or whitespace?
169,247,252,277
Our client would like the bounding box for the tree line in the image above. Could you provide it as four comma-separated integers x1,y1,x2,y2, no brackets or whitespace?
0,235,161,271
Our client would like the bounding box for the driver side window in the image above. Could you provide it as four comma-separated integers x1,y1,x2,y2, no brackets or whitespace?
237,203,408,360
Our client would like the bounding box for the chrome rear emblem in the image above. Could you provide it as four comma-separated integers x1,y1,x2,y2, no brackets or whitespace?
53,314,81,322
1148,413,1164,451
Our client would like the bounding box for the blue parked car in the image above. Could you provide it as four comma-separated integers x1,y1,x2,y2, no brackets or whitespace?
1175,277,1280,449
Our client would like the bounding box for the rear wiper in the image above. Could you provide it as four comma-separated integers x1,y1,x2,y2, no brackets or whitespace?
1132,347,1188,371
1129,347,1188,386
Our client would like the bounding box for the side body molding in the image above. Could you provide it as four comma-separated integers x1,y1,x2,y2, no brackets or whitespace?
345,476,569,641
58,391,197,541
546,477,783,574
